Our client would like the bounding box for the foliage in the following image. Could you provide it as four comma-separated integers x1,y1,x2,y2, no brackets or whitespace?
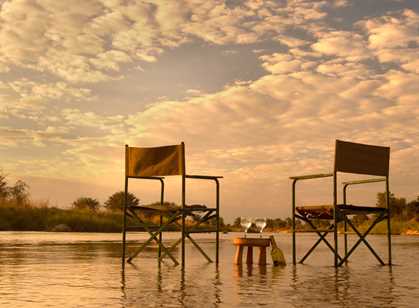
0,205,123,232
376,192,407,217
0,173,30,207
72,197,100,212
0,173,8,200
104,191,139,211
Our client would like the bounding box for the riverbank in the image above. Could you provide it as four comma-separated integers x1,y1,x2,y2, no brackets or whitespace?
0,205,123,232
0,204,228,233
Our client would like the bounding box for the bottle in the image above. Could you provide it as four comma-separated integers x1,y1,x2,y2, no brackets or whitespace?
270,235,286,266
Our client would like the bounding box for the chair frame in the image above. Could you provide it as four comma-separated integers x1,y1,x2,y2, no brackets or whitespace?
291,140,392,267
122,143,222,268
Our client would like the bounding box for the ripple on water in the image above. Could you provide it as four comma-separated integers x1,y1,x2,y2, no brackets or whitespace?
0,233,419,307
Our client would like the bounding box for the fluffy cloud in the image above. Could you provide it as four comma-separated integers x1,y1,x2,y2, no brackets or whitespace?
1,1,418,219
311,31,370,61
0,0,335,83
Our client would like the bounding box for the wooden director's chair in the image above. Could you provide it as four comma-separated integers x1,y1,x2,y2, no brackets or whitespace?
122,142,222,267
291,140,392,267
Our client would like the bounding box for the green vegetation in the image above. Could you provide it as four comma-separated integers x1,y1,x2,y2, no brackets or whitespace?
232,194,419,235
0,172,226,232
104,191,139,211
0,205,123,232
1,172,418,234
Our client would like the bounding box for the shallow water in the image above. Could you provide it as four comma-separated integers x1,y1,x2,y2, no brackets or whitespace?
0,232,418,307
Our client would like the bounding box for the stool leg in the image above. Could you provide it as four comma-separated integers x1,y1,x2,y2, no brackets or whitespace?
246,246,253,265
234,246,243,265
258,247,267,265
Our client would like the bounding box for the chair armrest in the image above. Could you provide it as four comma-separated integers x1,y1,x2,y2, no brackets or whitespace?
126,176,164,181
342,178,386,186
185,174,223,180
289,173,333,181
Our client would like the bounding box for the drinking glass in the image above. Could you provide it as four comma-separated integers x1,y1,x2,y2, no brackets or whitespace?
240,217,252,238
255,217,267,237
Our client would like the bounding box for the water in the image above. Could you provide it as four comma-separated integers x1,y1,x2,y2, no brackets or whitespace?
0,232,419,307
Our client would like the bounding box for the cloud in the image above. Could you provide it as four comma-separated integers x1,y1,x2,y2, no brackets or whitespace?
311,31,370,61
0,0,336,83
1,1,418,219
360,9,419,74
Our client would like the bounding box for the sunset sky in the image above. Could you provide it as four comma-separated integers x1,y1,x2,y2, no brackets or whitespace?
0,0,418,221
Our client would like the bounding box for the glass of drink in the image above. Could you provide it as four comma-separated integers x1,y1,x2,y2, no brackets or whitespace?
255,217,267,237
240,217,252,238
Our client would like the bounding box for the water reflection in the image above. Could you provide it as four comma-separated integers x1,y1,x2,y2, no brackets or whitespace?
0,232,418,307
288,265,397,307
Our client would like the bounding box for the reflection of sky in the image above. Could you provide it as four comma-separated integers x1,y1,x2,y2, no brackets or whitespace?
0,0,419,220
1,232,418,306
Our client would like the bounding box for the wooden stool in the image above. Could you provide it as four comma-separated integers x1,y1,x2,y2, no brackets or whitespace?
233,237,271,265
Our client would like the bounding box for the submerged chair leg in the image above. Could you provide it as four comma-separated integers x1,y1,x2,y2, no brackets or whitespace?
187,234,212,262
386,180,392,265
122,176,129,265
215,179,220,264
292,179,297,265
298,221,342,264
344,219,348,264
127,212,180,265
338,215,386,266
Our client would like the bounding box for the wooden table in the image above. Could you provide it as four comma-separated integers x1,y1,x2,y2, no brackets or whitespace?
233,237,271,265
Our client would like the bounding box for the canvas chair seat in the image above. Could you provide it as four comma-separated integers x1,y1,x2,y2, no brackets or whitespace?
337,204,386,215
296,204,386,219
130,203,207,213
296,205,334,219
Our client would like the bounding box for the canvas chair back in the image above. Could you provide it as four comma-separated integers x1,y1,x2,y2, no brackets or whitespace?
126,144,185,177
334,140,390,176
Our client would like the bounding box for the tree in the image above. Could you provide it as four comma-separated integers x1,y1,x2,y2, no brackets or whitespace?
72,197,100,212
0,173,9,201
376,192,406,217
104,191,139,211
233,217,241,228
351,214,368,225
8,180,30,206
405,196,419,220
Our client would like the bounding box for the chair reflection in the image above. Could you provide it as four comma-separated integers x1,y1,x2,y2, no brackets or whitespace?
289,266,396,307
121,262,222,307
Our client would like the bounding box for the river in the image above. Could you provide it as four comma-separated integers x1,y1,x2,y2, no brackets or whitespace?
0,232,418,307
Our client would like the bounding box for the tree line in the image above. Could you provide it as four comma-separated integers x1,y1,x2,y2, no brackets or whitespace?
231,192,419,231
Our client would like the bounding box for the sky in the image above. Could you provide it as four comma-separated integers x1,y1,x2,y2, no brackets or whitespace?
0,0,418,222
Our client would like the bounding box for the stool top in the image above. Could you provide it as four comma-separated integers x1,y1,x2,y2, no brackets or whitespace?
233,237,271,247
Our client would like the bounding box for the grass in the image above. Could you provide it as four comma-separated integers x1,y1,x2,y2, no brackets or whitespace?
0,204,123,232
0,202,225,233
349,218,419,235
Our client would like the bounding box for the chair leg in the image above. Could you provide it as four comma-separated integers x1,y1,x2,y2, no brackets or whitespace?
122,177,128,265
292,180,297,265
127,229,179,265
334,216,338,268
344,219,348,264
299,231,330,264
187,234,212,262
127,212,180,265
302,219,343,263
338,216,386,266
216,180,220,264
158,215,163,260
173,210,218,264
387,212,392,265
